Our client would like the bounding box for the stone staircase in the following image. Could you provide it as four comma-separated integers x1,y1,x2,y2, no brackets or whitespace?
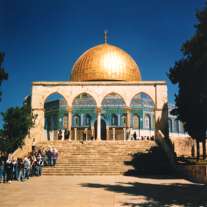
37,140,158,175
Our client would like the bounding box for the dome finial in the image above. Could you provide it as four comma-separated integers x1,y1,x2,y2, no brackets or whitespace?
104,30,108,44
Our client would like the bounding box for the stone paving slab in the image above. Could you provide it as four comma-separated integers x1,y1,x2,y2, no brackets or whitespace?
0,176,207,207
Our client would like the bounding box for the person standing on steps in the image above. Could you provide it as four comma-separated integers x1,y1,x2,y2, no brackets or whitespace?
32,138,36,152
58,129,63,140
52,148,58,166
64,129,69,140
133,131,137,140
47,147,53,166
80,131,86,143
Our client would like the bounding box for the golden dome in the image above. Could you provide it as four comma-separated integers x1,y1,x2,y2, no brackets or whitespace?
70,43,141,81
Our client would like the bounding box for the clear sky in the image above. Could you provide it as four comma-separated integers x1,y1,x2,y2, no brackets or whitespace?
0,0,205,123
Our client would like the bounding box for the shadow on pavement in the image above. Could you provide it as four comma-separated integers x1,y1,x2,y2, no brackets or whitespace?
81,180,207,207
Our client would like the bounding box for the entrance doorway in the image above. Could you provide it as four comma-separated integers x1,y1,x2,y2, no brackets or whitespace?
94,119,106,140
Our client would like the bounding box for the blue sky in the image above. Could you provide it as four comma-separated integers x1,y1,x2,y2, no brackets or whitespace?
0,0,205,123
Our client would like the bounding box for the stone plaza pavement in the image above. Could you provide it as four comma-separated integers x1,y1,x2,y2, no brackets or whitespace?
0,175,207,207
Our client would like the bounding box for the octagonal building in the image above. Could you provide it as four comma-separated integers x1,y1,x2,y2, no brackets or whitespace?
31,38,168,142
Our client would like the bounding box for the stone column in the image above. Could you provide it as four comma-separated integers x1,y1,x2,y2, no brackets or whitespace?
74,128,77,141
126,107,131,129
85,128,88,141
67,106,72,140
113,128,115,141
154,84,168,138
154,84,158,137
118,114,121,126
123,128,126,141
96,107,101,141
91,127,94,140
30,108,45,142
106,126,109,140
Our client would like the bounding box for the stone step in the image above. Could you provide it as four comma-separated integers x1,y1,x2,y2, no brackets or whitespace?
37,140,158,175
43,165,133,169
43,168,132,172
43,172,123,176
56,150,150,153
52,161,130,164
55,149,151,152
56,156,134,159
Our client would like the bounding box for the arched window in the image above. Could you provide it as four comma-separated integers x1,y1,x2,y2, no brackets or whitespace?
72,93,96,128
44,93,68,131
130,93,154,130
144,114,151,129
133,114,140,129
101,93,126,127
121,114,127,127
130,92,154,109
73,115,80,127
168,118,173,133
102,93,125,107
111,114,118,126
72,93,96,107
84,114,91,126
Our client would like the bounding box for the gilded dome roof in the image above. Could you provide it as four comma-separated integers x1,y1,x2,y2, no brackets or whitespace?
70,43,141,82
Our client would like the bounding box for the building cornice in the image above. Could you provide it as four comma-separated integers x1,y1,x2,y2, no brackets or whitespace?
32,80,167,86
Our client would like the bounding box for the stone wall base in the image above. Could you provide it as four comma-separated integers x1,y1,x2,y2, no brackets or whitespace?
170,137,207,157
177,165,207,184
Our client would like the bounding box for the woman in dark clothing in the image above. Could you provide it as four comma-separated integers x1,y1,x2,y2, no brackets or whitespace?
5,156,13,183
17,158,24,181
58,130,62,140
133,132,137,140
0,155,5,183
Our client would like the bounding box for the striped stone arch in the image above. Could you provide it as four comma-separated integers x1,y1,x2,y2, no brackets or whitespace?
101,92,126,107
44,91,68,106
130,92,155,108
35,90,69,110
72,92,97,127
72,92,97,107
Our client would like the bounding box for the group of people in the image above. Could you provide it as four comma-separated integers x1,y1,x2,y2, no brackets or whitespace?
58,129,70,140
0,145,58,184
128,131,155,141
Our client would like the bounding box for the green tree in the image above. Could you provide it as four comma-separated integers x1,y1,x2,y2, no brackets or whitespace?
0,96,36,153
0,52,8,101
168,3,207,160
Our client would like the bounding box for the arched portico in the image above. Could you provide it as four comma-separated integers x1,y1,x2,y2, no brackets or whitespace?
31,81,168,143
